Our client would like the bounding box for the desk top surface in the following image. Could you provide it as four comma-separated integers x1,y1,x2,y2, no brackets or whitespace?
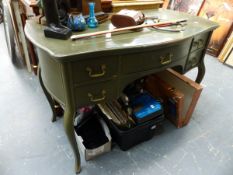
25,9,218,61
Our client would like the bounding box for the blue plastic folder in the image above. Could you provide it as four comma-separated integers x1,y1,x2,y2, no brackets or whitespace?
131,92,163,123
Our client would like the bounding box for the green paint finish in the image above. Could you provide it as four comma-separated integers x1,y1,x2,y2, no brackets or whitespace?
25,9,218,173
25,9,218,61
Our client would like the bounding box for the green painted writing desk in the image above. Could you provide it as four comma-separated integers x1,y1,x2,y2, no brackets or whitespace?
25,9,218,173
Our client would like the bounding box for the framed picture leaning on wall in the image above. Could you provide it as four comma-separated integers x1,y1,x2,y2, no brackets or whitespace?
165,0,205,15
198,0,233,57
218,31,233,62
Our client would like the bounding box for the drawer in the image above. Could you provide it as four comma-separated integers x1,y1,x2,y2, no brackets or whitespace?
191,32,209,52
72,56,119,84
75,80,118,107
185,49,204,70
121,39,192,74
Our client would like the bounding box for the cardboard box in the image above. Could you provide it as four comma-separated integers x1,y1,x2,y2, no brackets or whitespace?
75,118,111,161
144,69,203,128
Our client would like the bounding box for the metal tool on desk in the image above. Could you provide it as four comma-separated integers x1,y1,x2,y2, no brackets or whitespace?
145,17,187,32
71,18,188,40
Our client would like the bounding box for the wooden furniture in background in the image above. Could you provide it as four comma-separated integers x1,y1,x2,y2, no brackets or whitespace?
20,0,40,74
20,0,39,15
0,1,3,24
101,0,112,13
112,0,163,12
4,0,32,71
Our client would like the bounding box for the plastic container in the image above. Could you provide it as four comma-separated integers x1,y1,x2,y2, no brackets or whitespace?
106,114,164,151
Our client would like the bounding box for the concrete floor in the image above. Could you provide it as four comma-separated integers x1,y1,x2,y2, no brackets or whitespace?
1,23,233,175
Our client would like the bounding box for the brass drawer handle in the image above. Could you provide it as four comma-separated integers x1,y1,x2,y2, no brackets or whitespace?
193,39,204,49
160,53,173,65
86,64,106,78
88,90,106,102
197,39,204,48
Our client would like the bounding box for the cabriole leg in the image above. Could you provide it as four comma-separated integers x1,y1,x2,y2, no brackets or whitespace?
38,67,57,122
196,59,205,83
63,106,81,174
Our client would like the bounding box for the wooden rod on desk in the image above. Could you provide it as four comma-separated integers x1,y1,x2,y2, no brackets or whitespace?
70,19,187,40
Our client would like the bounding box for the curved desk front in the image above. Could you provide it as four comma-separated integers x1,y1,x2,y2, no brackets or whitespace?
25,9,218,173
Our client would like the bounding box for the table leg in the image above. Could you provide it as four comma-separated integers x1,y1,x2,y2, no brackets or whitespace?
38,68,57,122
63,107,81,174
195,59,205,83
54,101,64,117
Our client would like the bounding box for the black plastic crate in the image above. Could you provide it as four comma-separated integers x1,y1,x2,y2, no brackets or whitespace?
105,114,164,151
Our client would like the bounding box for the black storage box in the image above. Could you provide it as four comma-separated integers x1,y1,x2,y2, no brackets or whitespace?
99,106,164,150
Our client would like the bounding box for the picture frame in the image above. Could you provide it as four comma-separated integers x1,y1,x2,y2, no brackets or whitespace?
165,0,205,15
218,31,233,62
198,0,233,57
224,48,233,68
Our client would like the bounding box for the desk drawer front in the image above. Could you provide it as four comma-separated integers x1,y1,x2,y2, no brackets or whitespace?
75,80,118,107
72,56,119,84
191,33,209,52
121,40,191,74
186,49,204,70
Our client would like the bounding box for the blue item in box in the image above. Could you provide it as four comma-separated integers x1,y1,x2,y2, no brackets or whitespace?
131,92,164,123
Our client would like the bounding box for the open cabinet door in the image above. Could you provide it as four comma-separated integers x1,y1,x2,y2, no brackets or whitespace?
144,69,203,128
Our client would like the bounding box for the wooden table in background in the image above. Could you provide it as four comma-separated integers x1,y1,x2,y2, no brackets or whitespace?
112,0,163,12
